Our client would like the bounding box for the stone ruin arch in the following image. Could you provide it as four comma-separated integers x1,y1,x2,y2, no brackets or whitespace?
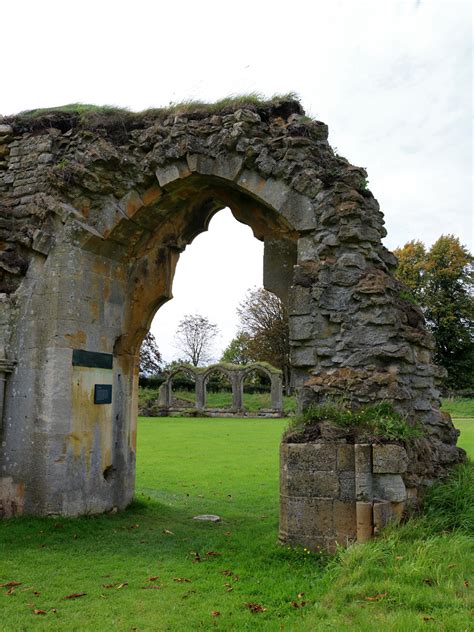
157,362,283,415
0,99,463,544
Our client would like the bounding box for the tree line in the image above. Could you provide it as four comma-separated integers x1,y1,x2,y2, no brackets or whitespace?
140,234,473,393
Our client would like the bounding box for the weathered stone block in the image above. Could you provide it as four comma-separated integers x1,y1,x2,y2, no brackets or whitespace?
372,444,408,474
0,124,13,136
338,470,356,501
187,153,243,181
356,501,373,542
333,500,357,545
156,161,190,187
280,192,317,231
283,497,334,536
355,472,373,501
118,190,144,218
288,286,312,316
282,443,337,471
354,444,372,473
373,500,392,534
297,236,316,262
337,444,354,470
290,345,316,367
237,170,290,212
373,474,407,502
281,469,339,498
289,314,313,340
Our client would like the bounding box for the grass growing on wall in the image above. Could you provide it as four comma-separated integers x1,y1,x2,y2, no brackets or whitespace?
0,417,472,630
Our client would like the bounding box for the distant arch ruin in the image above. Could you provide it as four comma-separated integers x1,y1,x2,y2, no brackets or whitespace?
0,98,463,547
157,362,283,416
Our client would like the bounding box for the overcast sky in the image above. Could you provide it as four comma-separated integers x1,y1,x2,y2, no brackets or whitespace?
3,0,472,362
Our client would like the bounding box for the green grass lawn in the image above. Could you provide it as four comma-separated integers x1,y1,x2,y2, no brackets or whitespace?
441,397,474,418
0,417,472,631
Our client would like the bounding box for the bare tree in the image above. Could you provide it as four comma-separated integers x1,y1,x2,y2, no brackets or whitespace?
174,314,219,366
139,331,162,376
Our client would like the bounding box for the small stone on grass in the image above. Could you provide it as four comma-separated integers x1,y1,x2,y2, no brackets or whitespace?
193,514,221,522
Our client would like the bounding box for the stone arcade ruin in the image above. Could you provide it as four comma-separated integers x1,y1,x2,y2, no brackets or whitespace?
154,362,283,417
0,98,464,548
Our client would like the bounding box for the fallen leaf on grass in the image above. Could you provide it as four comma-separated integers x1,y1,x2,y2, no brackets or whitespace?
245,602,267,613
173,578,191,583
423,578,434,586
422,615,435,622
63,593,87,600
364,592,387,602
224,583,233,592
116,583,128,590
290,600,307,608
221,570,233,577
0,581,21,588
297,592,305,598
34,609,47,615
211,611,220,617
148,576,160,582
464,580,469,588
206,551,222,557
181,590,196,599
142,585,161,590
190,551,201,563
130,524,140,529
163,529,174,535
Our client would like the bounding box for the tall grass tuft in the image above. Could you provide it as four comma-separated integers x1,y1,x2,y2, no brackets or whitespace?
422,461,474,534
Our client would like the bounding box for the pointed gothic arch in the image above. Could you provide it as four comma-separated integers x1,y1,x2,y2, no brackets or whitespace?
0,99,462,531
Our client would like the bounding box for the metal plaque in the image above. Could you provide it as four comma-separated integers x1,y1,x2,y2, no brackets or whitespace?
72,349,113,370
94,384,112,405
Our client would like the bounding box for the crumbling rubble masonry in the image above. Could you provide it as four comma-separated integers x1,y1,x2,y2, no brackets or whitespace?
0,99,463,530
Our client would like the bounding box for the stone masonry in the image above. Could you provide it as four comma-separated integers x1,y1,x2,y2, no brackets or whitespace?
280,440,413,552
0,98,464,524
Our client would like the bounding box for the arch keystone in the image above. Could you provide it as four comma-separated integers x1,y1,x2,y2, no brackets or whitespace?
156,161,191,187
186,153,243,181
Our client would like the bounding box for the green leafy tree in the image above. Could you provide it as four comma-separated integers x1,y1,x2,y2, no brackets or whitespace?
394,235,474,390
227,288,291,391
139,332,162,377
221,332,254,364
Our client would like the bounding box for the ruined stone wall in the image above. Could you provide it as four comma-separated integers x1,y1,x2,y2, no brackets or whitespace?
0,98,463,518
280,440,413,552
